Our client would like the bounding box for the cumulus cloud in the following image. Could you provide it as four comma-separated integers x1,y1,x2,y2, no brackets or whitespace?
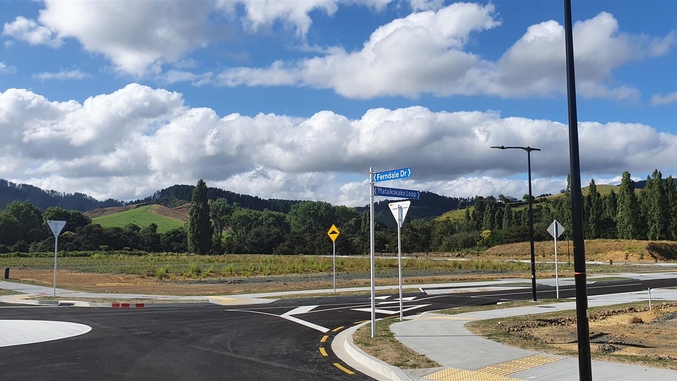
32,69,92,81
652,91,677,106
2,0,394,76
218,6,674,100
2,16,62,48
1,84,676,205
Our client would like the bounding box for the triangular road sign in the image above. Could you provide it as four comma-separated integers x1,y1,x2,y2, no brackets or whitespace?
327,224,340,242
47,220,67,237
389,201,411,228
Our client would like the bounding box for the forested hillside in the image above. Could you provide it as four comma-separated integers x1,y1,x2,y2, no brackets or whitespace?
1,170,675,257
0,179,122,211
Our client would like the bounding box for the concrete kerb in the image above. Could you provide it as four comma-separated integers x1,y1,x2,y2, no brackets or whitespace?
332,321,415,381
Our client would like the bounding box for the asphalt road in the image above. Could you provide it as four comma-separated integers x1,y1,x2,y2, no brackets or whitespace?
2,277,677,381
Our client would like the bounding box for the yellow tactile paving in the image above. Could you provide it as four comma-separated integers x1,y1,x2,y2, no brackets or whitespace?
424,367,524,381
424,355,561,381
477,355,561,376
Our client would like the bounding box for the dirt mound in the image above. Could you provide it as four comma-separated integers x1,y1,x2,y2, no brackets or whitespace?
85,204,142,218
150,203,189,222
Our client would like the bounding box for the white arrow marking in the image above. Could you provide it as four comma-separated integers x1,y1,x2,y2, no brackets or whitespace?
375,296,390,300
352,304,431,315
280,305,330,333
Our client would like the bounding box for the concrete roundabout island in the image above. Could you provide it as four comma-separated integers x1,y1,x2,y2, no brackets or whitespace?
0,320,92,347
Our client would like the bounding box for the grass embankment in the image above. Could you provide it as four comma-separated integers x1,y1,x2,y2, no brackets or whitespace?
484,239,677,263
353,318,441,369
92,205,184,233
0,253,536,280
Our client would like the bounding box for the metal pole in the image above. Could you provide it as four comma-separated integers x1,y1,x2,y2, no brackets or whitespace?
333,240,336,294
397,206,403,322
564,0,592,379
53,235,58,298
370,167,376,338
555,223,559,299
527,149,537,302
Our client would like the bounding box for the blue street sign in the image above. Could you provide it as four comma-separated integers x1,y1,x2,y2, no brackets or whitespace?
374,186,420,200
373,167,412,183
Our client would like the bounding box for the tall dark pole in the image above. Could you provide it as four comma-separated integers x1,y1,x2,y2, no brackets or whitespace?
491,145,539,302
563,0,592,379
527,149,537,302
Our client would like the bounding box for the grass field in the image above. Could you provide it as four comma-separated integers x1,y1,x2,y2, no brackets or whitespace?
92,205,184,233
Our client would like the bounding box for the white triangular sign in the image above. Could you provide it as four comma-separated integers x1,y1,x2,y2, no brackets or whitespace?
47,220,67,237
389,201,411,228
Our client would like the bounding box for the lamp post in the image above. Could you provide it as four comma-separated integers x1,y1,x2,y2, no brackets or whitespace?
491,145,540,302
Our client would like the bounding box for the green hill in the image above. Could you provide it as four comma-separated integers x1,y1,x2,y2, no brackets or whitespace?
92,205,184,233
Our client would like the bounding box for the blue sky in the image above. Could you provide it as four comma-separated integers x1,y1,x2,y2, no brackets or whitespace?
1,0,676,206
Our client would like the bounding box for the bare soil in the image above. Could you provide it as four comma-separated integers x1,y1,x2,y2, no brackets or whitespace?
150,203,190,222
84,204,142,218
469,302,677,369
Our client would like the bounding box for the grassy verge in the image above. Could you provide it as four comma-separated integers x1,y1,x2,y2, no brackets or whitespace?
353,318,440,369
0,289,20,296
27,296,202,304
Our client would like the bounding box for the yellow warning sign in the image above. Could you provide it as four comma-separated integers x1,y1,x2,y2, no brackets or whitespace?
327,224,340,242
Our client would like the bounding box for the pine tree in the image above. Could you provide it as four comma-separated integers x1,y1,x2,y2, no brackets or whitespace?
585,179,603,239
616,171,641,239
502,204,513,230
188,179,212,254
646,169,669,240
666,176,677,240
604,189,617,220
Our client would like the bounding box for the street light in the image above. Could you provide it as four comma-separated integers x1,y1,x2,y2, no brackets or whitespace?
491,145,540,302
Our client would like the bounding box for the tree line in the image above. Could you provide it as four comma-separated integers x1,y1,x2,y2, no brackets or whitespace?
1,170,675,256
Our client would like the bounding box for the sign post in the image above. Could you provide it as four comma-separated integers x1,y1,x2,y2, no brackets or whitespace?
369,167,418,336
327,224,340,293
389,201,411,321
47,220,67,298
547,220,565,299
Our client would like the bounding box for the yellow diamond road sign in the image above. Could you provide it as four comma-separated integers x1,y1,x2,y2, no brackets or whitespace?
327,224,340,242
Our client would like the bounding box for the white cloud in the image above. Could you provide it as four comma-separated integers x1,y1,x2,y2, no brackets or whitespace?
0,62,16,74
651,91,677,106
218,6,674,100
2,16,63,48
2,84,677,205
218,2,500,98
34,0,215,76
3,0,394,76
32,69,92,81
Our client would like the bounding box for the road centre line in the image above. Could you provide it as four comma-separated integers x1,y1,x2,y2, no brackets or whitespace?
320,335,329,343
332,326,344,332
319,347,328,357
333,363,355,375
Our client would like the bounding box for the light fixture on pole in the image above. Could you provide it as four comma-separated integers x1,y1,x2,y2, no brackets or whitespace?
491,145,540,302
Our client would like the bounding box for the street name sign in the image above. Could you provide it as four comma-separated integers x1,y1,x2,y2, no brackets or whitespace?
374,186,420,200
373,168,412,183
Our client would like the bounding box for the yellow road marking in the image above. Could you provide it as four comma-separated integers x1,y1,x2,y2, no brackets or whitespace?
354,320,368,325
319,347,328,357
320,335,329,343
332,326,345,332
333,363,355,375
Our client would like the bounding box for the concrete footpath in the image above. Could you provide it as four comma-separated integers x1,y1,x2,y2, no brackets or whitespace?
4,273,677,380
335,273,677,381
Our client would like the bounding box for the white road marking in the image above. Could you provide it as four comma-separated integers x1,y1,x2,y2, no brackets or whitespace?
280,305,330,333
351,304,431,315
